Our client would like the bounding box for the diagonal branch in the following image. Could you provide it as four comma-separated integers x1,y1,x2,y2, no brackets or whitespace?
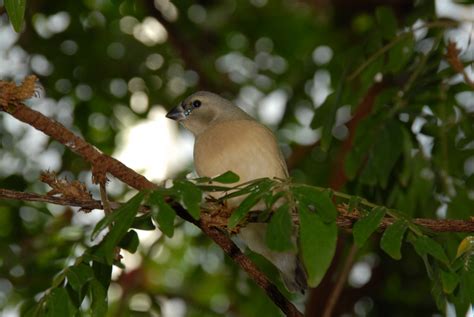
328,82,386,189
322,244,358,317
0,76,302,317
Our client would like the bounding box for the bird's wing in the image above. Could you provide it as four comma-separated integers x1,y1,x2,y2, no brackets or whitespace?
194,119,307,292
194,120,288,183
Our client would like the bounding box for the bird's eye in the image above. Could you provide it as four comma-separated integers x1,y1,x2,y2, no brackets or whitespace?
192,100,201,108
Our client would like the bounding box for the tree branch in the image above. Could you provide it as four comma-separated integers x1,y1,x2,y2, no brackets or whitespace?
328,81,386,189
1,188,474,233
0,76,302,317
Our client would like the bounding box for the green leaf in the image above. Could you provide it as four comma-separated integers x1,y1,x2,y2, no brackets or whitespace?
37,207,53,216
360,35,384,88
322,65,348,151
456,236,474,258
150,192,176,237
463,263,474,303
92,261,112,290
344,117,379,180
5,0,26,32
451,259,474,316
320,96,337,151
91,200,131,241
371,121,404,187
431,276,447,312
265,204,294,252
380,219,408,260
119,230,139,253
311,93,332,130
386,34,414,72
407,233,435,278
174,180,202,219
440,270,459,294
20,299,37,317
353,206,386,247
358,119,404,187
89,279,108,317
45,288,77,317
227,180,273,229
399,126,414,186
196,184,232,192
51,270,67,288
452,292,471,317
193,176,212,183
412,236,450,265
375,6,397,40
292,186,337,223
359,157,378,186
92,214,113,240
265,191,286,210
66,264,94,292
348,196,362,212
311,66,347,151
66,283,83,308
448,190,474,220
218,178,272,201
228,191,262,229
21,300,41,317
131,213,156,230
211,171,240,184
298,204,337,287
94,192,144,264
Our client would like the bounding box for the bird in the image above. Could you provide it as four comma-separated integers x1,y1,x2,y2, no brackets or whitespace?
166,91,307,293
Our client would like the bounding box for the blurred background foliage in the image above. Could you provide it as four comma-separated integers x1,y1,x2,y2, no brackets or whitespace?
0,0,473,316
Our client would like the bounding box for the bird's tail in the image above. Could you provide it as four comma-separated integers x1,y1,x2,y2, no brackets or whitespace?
280,257,308,294
238,223,308,293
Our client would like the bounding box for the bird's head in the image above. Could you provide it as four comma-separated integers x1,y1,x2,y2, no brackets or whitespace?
166,91,251,135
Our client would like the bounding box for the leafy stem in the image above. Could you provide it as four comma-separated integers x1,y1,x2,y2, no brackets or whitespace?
309,185,424,236
348,19,458,81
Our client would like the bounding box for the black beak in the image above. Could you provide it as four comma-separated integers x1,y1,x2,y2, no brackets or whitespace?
166,104,186,121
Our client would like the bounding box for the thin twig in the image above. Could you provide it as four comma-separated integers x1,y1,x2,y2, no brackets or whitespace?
99,183,112,215
445,40,474,90
0,188,104,210
348,20,458,81
322,244,358,317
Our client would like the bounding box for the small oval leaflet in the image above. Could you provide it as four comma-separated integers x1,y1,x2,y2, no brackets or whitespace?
380,219,408,260
353,206,386,247
212,170,240,184
298,204,338,287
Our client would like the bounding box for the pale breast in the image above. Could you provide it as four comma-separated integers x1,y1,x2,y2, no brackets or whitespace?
194,120,288,184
